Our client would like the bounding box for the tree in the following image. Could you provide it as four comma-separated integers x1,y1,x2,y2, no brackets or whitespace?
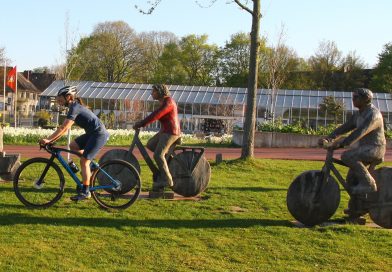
219,32,251,87
319,96,345,125
260,27,297,123
135,0,262,159
55,11,82,82
308,40,343,90
279,57,313,90
152,42,187,84
370,43,392,93
68,21,144,82
178,34,220,86
340,51,367,91
138,31,178,82
0,47,10,64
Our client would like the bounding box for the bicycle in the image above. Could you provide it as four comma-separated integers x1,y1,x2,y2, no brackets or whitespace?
286,142,392,228
13,143,141,209
99,129,211,197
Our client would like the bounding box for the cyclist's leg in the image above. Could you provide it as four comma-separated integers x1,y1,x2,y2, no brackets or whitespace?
341,145,384,194
69,139,84,156
153,133,180,187
146,132,160,152
72,132,109,201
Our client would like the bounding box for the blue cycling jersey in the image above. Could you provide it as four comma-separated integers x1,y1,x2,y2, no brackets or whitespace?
66,102,107,134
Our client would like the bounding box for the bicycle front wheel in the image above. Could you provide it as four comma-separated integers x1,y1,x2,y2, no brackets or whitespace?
91,159,141,209
286,170,340,226
13,158,65,208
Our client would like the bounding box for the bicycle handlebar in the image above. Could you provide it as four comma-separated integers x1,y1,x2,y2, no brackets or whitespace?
39,142,81,157
39,142,55,153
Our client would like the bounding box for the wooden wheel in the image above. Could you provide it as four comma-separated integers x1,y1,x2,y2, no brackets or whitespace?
287,170,340,226
169,151,210,197
369,167,392,229
99,149,140,173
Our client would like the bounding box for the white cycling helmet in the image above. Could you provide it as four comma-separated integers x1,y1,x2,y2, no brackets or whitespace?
57,86,77,97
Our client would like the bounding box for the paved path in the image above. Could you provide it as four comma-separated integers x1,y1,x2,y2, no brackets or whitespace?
3,145,392,162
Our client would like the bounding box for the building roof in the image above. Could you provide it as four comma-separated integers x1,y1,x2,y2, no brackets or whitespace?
41,80,392,113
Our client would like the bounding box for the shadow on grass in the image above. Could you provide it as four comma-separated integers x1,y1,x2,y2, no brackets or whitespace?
0,187,14,193
0,213,292,228
224,186,287,192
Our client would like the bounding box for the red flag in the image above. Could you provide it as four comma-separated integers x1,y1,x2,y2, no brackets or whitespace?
6,66,17,92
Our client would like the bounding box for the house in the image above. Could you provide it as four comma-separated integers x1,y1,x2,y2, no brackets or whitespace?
23,70,56,92
0,67,41,121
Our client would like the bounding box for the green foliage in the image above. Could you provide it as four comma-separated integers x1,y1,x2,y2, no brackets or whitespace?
319,96,345,124
308,40,343,90
257,118,392,140
60,19,373,90
370,43,392,92
178,34,220,86
219,32,252,87
34,110,52,127
258,119,339,136
68,21,139,82
152,42,187,84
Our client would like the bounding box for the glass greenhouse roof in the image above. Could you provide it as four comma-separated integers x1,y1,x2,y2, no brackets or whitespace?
41,80,392,112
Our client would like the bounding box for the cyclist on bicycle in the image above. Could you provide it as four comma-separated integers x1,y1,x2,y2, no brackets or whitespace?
319,88,386,195
133,84,181,191
39,86,110,201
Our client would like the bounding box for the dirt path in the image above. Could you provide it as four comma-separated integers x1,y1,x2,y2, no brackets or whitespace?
4,145,392,162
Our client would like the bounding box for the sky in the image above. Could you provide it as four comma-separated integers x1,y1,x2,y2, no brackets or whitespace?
0,0,391,71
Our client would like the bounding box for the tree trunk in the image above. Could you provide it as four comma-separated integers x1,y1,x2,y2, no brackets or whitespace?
241,0,261,159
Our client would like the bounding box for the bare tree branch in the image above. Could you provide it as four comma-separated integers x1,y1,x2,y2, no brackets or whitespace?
233,0,253,15
134,0,162,14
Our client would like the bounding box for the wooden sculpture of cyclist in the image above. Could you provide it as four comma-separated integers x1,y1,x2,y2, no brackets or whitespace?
133,84,181,192
39,86,110,201
318,88,386,220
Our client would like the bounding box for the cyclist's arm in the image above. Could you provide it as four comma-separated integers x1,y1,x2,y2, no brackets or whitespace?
138,98,174,127
328,115,356,140
46,119,74,142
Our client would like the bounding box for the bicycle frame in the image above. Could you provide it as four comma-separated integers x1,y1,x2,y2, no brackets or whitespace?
129,129,206,175
322,148,351,193
128,130,160,176
43,145,119,192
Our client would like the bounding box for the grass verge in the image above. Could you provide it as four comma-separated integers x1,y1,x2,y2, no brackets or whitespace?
0,159,391,271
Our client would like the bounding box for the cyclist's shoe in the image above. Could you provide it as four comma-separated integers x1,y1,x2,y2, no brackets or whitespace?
33,180,44,189
70,191,91,201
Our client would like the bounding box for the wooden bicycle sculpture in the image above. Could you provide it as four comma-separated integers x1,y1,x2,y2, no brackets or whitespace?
99,129,211,197
286,142,392,228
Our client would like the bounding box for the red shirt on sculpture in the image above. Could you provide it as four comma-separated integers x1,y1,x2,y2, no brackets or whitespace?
139,96,181,135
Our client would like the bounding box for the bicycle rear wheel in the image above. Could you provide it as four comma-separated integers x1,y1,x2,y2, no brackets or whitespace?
91,159,141,209
13,158,65,208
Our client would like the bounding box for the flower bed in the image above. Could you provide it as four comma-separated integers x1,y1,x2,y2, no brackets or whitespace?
2,127,233,146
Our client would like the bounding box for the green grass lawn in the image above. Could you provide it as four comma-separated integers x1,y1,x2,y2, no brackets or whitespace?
0,158,391,271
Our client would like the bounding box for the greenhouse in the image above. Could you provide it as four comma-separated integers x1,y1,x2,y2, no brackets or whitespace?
40,80,392,133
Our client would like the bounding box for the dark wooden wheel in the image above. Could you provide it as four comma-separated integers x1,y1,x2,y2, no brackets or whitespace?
287,170,340,226
169,151,210,197
369,167,392,229
99,149,140,173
